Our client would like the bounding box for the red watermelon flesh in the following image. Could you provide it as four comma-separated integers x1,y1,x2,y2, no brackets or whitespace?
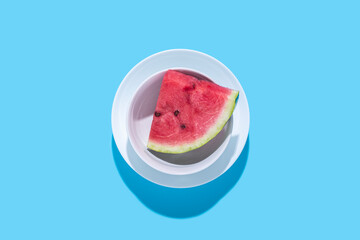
147,70,238,154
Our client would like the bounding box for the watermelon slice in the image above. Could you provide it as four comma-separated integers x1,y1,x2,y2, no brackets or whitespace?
147,70,238,154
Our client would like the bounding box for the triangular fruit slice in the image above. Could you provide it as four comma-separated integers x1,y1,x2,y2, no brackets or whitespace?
147,70,239,154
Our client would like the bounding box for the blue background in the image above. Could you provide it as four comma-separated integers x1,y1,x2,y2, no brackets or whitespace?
1,0,359,239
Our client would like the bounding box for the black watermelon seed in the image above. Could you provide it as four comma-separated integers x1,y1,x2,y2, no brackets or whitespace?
174,110,179,116
180,124,186,129
192,83,195,89
154,112,161,117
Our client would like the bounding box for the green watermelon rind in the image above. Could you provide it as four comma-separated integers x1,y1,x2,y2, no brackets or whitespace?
147,90,239,154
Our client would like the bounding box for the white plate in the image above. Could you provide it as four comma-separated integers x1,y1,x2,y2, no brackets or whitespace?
112,49,250,188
